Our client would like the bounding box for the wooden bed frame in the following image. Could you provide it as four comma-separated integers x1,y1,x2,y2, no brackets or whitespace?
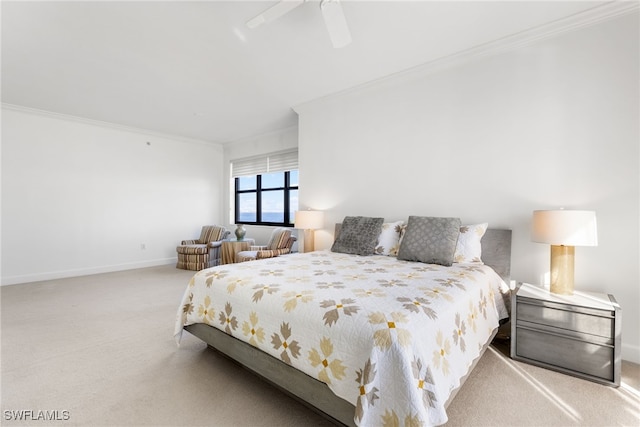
184,228,512,426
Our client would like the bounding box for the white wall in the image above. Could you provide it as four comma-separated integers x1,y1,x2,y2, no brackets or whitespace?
223,126,299,247
1,106,224,285
296,13,639,362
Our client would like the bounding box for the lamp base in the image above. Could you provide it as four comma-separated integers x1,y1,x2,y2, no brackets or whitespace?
303,229,315,253
550,245,575,295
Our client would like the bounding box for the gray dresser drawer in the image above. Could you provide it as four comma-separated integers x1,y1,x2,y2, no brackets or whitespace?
517,300,614,338
515,327,615,382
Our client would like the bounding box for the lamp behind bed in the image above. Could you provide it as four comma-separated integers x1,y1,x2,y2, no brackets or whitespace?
294,210,324,253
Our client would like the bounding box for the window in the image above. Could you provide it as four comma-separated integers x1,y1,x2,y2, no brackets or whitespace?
235,171,298,226
231,150,298,227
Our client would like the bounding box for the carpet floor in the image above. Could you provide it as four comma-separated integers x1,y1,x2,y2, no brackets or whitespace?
1,264,638,426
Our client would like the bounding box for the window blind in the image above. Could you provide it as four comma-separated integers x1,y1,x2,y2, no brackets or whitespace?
231,149,298,177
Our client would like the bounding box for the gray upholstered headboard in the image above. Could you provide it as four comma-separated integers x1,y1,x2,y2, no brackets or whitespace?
480,229,512,284
333,224,512,284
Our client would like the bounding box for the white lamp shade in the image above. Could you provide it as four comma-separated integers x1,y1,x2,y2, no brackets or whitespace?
532,210,598,246
294,210,324,230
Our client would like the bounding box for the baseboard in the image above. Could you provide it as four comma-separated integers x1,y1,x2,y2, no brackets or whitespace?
0,258,177,286
622,343,640,365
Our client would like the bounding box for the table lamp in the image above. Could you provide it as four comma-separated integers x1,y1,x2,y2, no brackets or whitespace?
294,210,324,253
532,209,598,295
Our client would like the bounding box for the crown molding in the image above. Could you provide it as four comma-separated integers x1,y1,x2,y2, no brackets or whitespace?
223,123,299,147
294,1,639,113
1,103,222,147
464,0,640,58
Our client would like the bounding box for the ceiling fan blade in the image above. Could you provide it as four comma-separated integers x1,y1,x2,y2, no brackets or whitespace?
320,0,352,48
246,0,306,29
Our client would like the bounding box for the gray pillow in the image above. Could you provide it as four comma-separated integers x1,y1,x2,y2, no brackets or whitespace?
331,216,384,256
397,216,461,266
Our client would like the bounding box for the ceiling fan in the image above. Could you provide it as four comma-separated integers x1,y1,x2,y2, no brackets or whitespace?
246,0,352,48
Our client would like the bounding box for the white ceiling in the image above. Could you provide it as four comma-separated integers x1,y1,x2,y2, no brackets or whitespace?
1,1,615,144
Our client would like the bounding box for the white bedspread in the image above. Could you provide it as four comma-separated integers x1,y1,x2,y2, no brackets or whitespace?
175,250,509,426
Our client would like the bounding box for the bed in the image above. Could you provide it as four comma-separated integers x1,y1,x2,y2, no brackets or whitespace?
175,219,512,426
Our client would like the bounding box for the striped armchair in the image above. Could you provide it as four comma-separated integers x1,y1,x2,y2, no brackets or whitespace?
176,225,230,271
235,228,296,263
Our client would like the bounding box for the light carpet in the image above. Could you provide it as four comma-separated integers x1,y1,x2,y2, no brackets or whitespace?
1,265,638,426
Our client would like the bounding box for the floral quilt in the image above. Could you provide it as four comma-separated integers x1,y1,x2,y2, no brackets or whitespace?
175,250,509,426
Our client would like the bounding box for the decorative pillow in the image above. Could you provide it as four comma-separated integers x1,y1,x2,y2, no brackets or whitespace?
397,216,461,266
331,216,384,256
398,223,408,245
454,223,488,264
374,221,404,256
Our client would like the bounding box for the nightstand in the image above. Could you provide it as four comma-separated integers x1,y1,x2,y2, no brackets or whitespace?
511,282,621,387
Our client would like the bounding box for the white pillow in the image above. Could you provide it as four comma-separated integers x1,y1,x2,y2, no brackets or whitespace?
375,221,404,256
454,223,488,264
